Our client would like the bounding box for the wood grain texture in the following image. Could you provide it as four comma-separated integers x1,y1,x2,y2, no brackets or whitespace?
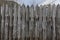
21,4,26,40
29,5,34,40
35,5,40,40
1,3,60,40
1,4,5,40
52,4,56,40
39,5,43,40
13,3,17,40
17,5,22,40
56,5,60,40
4,4,9,40
0,5,1,40
42,5,47,40
25,6,29,40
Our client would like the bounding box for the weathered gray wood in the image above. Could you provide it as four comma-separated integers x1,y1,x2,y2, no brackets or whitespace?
52,4,56,40
46,5,53,40
17,5,21,40
16,4,18,40
20,6,23,40
35,5,39,40
42,5,47,40
0,5,1,40
1,4,5,40
25,6,29,40
39,5,43,40
1,3,60,40
56,5,60,40
45,5,49,40
9,3,13,40
13,3,17,40
29,5,34,40
21,4,26,40
4,4,9,40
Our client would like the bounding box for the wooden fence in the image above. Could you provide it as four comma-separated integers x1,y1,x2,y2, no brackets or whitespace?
0,2,60,40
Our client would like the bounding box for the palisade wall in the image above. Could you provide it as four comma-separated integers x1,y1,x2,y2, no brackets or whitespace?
0,2,60,40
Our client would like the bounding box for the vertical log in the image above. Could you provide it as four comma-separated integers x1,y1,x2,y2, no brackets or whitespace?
35,5,39,40
13,3,17,40
17,5,21,40
42,5,47,40
20,6,23,40
29,5,34,40
56,5,60,40
9,2,13,40
0,5,1,40
52,4,56,40
4,4,9,40
25,5,29,40
46,5,53,40
16,4,18,40
1,4,5,40
21,4,26,40
39,5,43,40
45,5,49,40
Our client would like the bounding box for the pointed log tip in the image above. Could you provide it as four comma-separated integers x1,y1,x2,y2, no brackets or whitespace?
31,4,34,7
22,4,25,7
57,4,60,8
27,5,29,8
35,4,39,8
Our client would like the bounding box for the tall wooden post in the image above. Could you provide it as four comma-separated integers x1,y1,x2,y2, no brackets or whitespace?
42,5,47,40
9,2,14,40
52,4,56,40
1,4,5,40
0,4,1,40
39,5,43,40
35,5,39,40
56,5,60,40
13,3,17,40
17,5,22,40
29,5,34,40
25,5,29,40
4,4,9,40
21,4,26,40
